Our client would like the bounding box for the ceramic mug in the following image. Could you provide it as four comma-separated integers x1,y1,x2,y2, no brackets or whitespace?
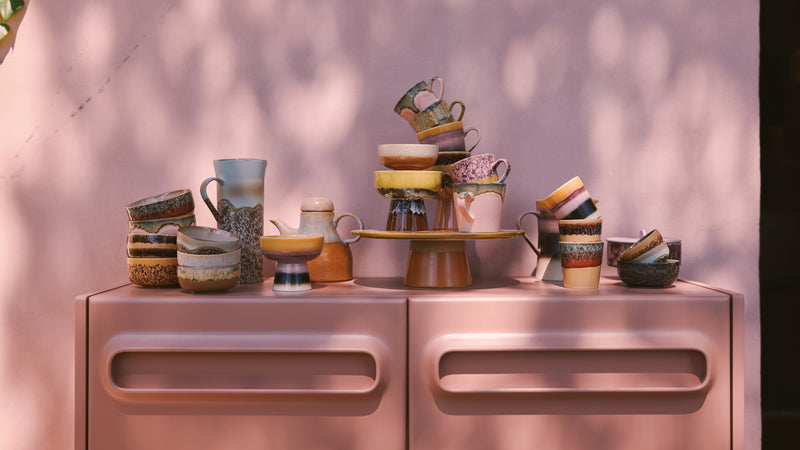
559,241,604,289
558,218,602,243
452,183,505,232
449,153,510,184
200,158,267,284
410,100,465,133
394,77,445,122
517,201,562,281
543,176,600,220
417,121,481,153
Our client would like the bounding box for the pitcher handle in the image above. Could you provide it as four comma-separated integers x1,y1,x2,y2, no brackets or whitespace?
335,213,365,244
516,211,541,256
200,177,224,224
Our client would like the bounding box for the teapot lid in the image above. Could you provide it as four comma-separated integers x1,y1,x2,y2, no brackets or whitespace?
301,197,334,212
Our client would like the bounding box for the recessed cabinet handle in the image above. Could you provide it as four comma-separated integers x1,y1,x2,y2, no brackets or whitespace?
102,333,389,401
425,332,714,396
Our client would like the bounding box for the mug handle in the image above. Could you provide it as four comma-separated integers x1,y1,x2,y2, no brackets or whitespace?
449,100,465,122
454,192,476,223
334,213,365,244
464,127,481,153
491,158,511,183
429,76,445,100
200,177,224,224
516,211,541,256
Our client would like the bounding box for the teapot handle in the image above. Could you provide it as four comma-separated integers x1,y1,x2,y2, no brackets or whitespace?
335,213,365,244
516,211,541,257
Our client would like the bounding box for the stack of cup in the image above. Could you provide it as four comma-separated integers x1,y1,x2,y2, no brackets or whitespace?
125,189,196,287
448,153,511,233
176,226,241,292
558,217,604,288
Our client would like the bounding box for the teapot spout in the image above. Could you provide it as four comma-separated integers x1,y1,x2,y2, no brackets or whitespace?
269,219,299,236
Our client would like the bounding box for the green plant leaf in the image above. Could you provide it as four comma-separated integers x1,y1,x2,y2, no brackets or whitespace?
0,0,24,22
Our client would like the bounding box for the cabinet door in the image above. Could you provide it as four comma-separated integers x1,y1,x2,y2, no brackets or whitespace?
409,284,732,450
86,291,406,450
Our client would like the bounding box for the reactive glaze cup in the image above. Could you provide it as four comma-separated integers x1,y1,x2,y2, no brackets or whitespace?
517,201,562,281
449,153,510,184
543,176,600,220
416,121,480,153
559,241,604,289
558,218,602,242
394,77,445,122
452,183,505,233
410,100,465,132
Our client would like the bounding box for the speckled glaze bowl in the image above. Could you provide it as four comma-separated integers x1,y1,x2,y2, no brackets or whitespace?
177,226,240,254
378,144,438,170
127,257,179,287
617,259,680,287
177,264,241,292
128,213,196,235
127,233,178,258
374,170,442,199
126,189,195,221
177,248,241,268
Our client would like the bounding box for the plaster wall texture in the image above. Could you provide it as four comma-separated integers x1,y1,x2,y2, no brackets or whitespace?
0,1,760,448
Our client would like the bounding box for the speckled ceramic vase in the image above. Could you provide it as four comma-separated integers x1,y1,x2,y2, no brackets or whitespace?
200,158,267,284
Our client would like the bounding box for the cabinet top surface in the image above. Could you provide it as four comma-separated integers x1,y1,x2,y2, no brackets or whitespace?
81,277,735,303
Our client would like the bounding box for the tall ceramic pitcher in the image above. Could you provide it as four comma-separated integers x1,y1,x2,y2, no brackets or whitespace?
516,201,562,281
200,158,267,284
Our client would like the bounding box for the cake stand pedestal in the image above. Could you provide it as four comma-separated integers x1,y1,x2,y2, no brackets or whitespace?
352,230,523,288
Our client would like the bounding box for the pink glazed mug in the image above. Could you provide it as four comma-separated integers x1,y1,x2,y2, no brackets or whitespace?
452,183,505,232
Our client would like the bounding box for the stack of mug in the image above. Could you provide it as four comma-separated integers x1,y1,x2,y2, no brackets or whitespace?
125,189,196,287
542,176,604,288
448,153,511,232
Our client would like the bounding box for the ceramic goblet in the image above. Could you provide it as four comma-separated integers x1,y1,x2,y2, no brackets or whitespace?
260,235,324,292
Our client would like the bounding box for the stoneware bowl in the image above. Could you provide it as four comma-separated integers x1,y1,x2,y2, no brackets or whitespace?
260,235,324,260
127,233,178,258
126,189,195,221
374,170,442,199
177,226,240,254
128,213,196,235
177,264,241,292
177,248,241,268
127,257,179,287
619,229,669,263
378,144,438,170
617,259,681,287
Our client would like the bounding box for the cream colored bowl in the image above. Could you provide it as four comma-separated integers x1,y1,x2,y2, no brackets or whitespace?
377,144,438,170
177,226,240,254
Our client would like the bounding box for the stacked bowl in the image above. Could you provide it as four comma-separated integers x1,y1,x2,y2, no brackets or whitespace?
126,189,196,287
176,226,241,292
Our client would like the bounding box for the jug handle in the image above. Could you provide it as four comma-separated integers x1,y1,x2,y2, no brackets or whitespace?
516,211,541,257
335,213,365,244
200,177,224,224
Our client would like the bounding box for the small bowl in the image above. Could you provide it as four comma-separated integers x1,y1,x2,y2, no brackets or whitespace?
260,235,324,259
127,257,179,287
127,233,178,258
177,249,241,268
619,229,669,263
128,213,196,235
178,264,241,292
126,189,195,221
617,259,680,287
177,226,240,254
378,144,438,170
607,232,681,266
374,170,442,199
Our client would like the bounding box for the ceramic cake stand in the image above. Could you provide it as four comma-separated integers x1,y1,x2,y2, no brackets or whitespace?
352,229,523,288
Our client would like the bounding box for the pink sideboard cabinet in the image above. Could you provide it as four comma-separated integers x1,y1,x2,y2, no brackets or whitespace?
76,277,744,450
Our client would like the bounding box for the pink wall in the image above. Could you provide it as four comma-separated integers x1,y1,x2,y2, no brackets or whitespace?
0,1,760,448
